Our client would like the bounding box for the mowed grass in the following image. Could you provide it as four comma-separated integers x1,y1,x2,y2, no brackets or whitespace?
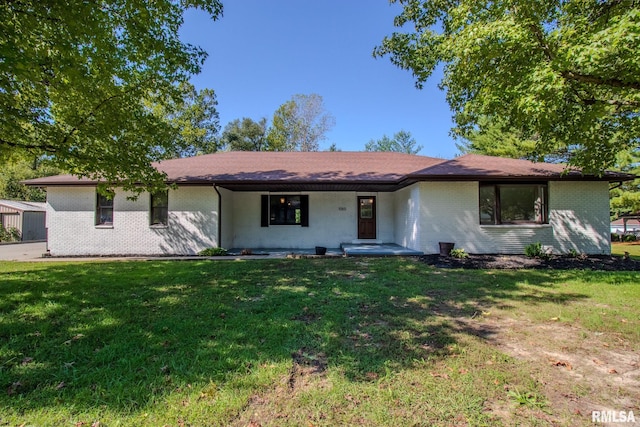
0,258,638,426
612,241,640,259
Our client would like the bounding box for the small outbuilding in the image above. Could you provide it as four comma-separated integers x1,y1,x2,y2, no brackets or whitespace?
0,200,47,242
611,214,640,235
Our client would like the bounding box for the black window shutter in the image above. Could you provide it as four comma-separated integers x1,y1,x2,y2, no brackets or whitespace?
261,195,269,227
300,195,309,227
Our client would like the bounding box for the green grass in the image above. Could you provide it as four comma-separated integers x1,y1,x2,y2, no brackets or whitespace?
612,241,640,259
0,258,638,426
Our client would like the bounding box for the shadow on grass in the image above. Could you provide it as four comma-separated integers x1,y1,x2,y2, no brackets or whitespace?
0,258,617,414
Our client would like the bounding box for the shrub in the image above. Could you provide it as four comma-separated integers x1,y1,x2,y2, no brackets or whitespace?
524,242,551,259
623,234,637,242
449,248,469,258
198,247,228,256
524,242,543,257
566,248,588,260
611,233,621,242
0,225,21,243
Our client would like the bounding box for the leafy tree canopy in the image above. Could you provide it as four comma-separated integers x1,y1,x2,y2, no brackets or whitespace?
151,82,220,158
220,117,268,151
266,94,335,152
0,0,222,194
365,130,423,154
457,118,540,160
375,0,640,173
0,154,62,202
610,149,640,218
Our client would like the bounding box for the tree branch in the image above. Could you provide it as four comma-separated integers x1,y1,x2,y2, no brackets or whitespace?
60,87,139,146
561,71,640,91
580,97,640,108
528,23,555,62
0,137,58,154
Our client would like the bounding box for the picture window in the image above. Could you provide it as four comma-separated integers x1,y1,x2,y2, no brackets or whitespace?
480,183,548,225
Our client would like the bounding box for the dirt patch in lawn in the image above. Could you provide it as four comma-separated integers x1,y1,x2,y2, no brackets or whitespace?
459,314,640,426
421,254,640,271
230,348,330,427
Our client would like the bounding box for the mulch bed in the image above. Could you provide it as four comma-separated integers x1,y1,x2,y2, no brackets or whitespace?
420,254,640,271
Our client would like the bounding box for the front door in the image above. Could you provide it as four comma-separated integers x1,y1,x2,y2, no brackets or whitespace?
358,196,376,239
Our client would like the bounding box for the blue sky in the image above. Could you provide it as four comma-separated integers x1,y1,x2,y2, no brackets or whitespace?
180,0,459,159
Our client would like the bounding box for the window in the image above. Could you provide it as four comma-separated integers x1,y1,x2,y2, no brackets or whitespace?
150,190,169,226
261,195,309,226
96,192,114,225
480,183,547,225
271,195,301,225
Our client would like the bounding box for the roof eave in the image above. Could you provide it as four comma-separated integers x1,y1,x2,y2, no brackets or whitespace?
408,173,635,182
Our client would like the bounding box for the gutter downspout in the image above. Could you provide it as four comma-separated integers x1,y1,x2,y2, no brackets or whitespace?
609,181,624,191
214,184,222,248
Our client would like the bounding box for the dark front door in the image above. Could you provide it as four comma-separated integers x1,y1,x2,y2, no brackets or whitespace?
358,196,376,239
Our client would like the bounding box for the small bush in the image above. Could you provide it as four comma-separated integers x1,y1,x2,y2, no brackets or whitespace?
524,242,551,259
198,247,228,256
566,248,588,260
0,225,21,243
611,233,621,242
567,248,579,258
524,242,543,257
449,248,469,258
623,234,637,242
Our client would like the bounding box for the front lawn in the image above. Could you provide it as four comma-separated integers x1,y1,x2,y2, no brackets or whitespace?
0,259,638,426
612,241,640,259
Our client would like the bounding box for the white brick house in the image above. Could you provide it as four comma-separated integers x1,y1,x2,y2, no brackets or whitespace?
25,152,632,256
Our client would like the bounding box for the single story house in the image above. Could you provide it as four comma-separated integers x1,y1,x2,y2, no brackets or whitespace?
0,200,47,242
24,152,633,256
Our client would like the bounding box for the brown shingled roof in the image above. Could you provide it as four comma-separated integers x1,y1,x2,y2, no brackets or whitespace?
411,154,632,181
158,151,444,183
23,151,634,190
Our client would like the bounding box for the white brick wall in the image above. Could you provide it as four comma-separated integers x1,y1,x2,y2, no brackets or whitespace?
393,185,421,251
228,192,395,249
549,181,610,254
45,180,611,256
46,186,219,256
410,181,611,255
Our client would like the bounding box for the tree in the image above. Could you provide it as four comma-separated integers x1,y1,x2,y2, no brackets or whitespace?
220,118,268,151
266,100,296,152
326,143,341,152
0,0,223,194
152,82,221,158
375,0,640,173
365,130,423,154
266,94,335,151
0,155,61,202
610,149,640,218
456,116,546,160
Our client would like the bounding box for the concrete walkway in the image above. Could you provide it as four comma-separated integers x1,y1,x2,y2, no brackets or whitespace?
341,243,423,256
0,242,48,261
0,242,423,262
229,244,424,257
